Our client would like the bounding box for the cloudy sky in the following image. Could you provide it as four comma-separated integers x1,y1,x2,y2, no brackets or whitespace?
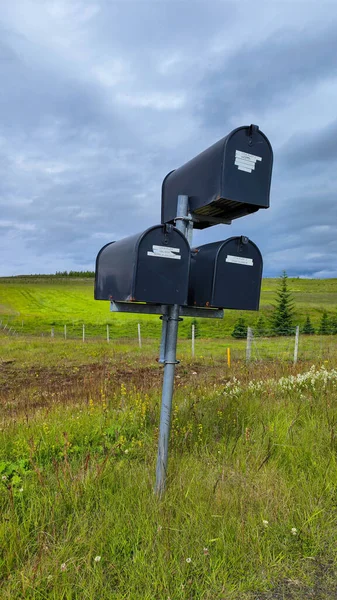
1,0,337,277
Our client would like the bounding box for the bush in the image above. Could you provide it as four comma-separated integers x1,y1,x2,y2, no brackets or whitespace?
302,315,315,335
231,317,247,339
318,311,330,335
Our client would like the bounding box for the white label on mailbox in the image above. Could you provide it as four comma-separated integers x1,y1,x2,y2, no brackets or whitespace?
226,254,253,266
234,150,262,173
147,245,181,260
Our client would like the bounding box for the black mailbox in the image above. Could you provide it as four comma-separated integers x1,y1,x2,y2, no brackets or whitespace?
95,225,190,305
188,236,263,310
161,124,273,229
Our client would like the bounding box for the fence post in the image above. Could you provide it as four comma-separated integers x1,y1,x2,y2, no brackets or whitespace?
64,324,67,340
107,324,110,343
191,323,195,357
227,347,231,368
51,327,54,338
294,325,299,364
246,326,253,362
82,324,85,343
138,323,142,348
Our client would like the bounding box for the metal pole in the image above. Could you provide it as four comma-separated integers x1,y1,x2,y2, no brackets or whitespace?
246,326,253,362
64,324,67,340
155,194,190,496
191,323,195,357
186,211,193,246
159,314,168,363
138,323,142,348
294,325,299,364
107,324,110,343
82,324,85,343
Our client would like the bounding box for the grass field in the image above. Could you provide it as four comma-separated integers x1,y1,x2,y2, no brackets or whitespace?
1,276,337,338
1,334,337,598
1,277,337,598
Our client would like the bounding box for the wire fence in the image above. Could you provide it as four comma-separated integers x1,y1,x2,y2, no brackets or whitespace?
1,319,337,363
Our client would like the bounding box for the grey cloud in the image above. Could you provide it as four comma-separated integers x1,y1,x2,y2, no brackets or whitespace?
281,119,337,167
198,24,337,130
1,1,337,277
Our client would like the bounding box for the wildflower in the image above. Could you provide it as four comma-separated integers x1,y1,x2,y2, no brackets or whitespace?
157,525,162,532
186,557,192,563
262,520,269,528
124,449,129,454
60,563,67,572
1,475,7,481
94,556,101,562
191,371,197,375
291,527,298,536
203,547,209,555
19,488,24,493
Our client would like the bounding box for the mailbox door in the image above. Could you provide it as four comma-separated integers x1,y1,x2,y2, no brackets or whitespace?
212,237,263,310
134,226,190,305
220,126,272,214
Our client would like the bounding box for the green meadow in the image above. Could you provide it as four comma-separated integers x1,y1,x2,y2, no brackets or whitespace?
1,276,337,338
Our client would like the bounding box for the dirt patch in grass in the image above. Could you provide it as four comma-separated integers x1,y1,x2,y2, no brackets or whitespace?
0,359,223,418
251,559,337,600
0,357,330,420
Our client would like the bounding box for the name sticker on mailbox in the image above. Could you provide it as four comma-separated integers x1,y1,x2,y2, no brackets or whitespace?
147,245,181,260
234,150,262,173
226,255,253,266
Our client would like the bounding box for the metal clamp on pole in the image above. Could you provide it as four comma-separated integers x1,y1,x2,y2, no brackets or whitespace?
174,215,193,223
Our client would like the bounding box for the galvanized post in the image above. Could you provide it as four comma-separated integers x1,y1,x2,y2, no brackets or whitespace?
294,325,299,364
107,324,110,343
191,323,195,357
158,313,168,363
155,195,191,496
82,324,85,342
138,323,142,348
246,326,253,362
64,324,67,340
186,211,193,246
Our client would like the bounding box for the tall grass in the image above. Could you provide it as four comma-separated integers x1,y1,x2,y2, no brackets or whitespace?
1,361,337,598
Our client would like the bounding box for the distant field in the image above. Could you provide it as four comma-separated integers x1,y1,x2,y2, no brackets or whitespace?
0,276,337,338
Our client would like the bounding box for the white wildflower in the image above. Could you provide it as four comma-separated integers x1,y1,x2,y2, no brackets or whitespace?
291,527,298,536
186,557,192,563
262,520,269,528
94,555,101,562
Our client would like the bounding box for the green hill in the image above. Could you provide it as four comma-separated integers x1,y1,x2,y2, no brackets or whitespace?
1,276,337,338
